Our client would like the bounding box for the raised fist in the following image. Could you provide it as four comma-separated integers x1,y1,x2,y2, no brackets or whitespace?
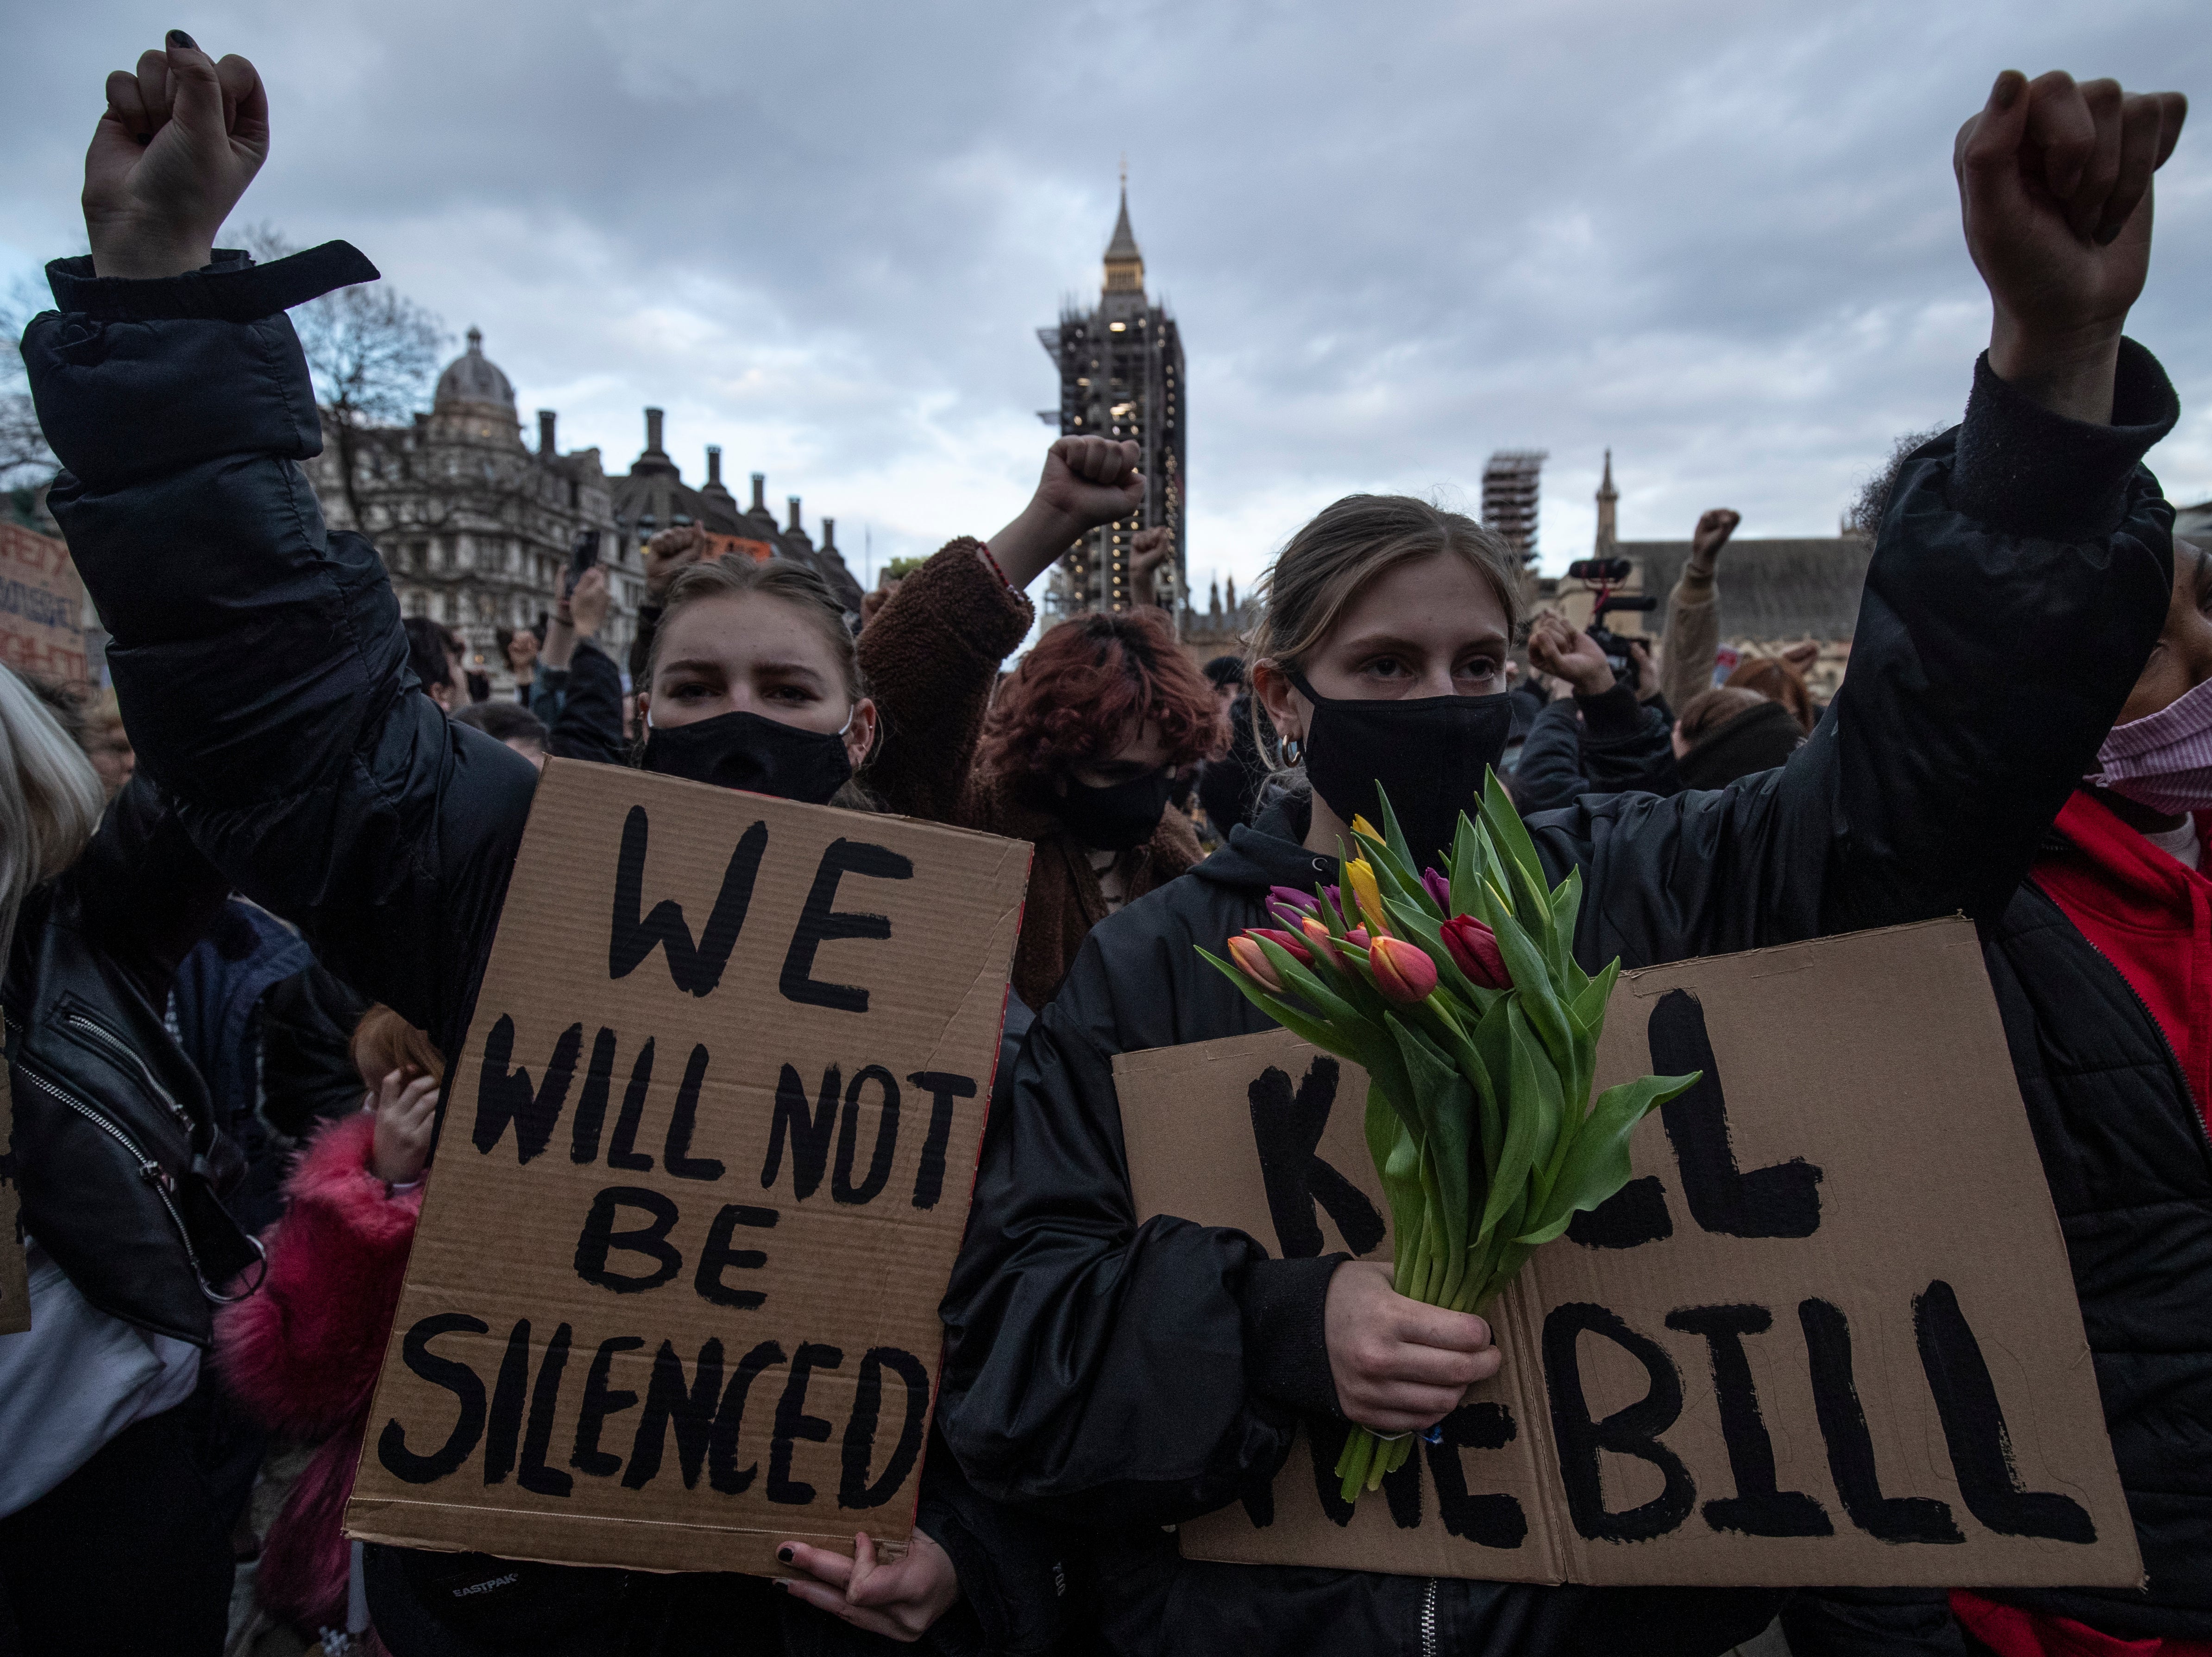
1527,614,1616,699
1955,71,2186,409
1033,437,1145,542
642,524,709,602
567,565,611,640
86,33,270,279
1690,509,1741,566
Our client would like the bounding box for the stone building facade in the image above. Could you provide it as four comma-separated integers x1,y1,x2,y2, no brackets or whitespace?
305,330,860,693
1538,451,1872,700
1037,185,1187,621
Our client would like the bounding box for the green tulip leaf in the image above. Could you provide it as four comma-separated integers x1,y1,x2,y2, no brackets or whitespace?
1514,1070,1699,1245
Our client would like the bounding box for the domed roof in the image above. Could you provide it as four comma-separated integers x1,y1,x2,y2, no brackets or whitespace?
434,327,515,411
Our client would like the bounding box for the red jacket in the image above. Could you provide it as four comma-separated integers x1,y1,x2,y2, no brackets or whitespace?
1953,790,2212,1657
216,1112,420,1631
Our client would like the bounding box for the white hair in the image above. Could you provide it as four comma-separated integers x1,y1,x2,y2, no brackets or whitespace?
0,666,105,970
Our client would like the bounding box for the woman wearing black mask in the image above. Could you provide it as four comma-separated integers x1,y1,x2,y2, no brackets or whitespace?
936,64,2189,1657
19,34,1148,1653
862,595,1223,1010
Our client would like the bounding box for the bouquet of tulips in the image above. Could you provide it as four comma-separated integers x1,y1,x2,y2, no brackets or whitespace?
1200,773,1699,1502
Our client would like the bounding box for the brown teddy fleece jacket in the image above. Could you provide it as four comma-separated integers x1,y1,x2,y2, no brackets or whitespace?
859,541,1204,1012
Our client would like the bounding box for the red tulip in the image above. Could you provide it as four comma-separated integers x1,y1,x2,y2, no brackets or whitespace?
1368,935,1439,1004
1227,933,1284,992
1440,914,1511,989
1250,927,1313,965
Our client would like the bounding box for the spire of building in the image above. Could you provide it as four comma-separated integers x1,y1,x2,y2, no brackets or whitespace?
1596,448,1618,554
1104,177,1144,293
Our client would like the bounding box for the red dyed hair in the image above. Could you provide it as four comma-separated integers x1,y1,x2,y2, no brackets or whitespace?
979,607,1226,778
1723,656,1818,734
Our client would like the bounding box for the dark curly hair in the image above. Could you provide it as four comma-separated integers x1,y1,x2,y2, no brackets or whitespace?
978,607,1226,779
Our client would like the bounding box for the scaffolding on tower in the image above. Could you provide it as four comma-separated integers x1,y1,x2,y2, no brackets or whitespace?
1482,450,1548,567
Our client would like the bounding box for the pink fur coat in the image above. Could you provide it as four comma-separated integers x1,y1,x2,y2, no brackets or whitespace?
217,1111,421,1632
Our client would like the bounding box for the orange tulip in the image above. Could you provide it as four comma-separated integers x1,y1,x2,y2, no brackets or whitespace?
1368,935,1438,1004
1227,933,1284,992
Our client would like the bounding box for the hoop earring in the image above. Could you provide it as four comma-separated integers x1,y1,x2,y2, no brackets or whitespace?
1281,736,1305,767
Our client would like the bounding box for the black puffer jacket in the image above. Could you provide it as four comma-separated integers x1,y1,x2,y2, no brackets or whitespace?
936,345,2181,1656
1511,684,1681,814
3,777,256,1344
21,243,1070,1654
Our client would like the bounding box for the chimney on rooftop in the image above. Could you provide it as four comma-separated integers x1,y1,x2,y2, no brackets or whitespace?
644,407,665,455
787,497,803,533
751,473,767,512
821,518,836,552
707,446,723,487
537,410,557,457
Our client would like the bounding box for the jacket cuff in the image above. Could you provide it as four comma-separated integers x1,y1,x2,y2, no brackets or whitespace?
1950,337,2179,540
1575,681,1645,739
905,540,1035,662
1238,1253,1345,1419
44,243,379,323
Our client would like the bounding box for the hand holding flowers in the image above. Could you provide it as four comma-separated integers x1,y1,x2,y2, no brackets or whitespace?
1200,773,1700,1501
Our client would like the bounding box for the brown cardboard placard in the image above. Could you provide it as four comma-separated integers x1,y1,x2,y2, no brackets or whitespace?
1118,919,2139,1588
345,759,1031,1576
0,524,87,684
0,1016,28,1335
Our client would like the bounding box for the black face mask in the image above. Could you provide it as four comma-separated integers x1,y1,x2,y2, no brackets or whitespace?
641,709,854,804
1055,769,1174,853
1288,669,1514,867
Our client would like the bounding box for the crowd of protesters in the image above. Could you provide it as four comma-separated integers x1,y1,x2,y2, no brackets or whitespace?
0,28,2203,1657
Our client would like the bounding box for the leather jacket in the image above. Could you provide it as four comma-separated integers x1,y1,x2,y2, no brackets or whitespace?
3,777,260,1346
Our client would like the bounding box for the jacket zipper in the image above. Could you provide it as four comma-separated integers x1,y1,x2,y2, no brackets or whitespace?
13,1058,249,1303
60,1008,194,1134
1421,1577,1439,1657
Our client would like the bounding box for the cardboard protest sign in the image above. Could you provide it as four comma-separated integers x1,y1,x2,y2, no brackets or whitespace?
0,524,87,683
345,759,1031,1575
1118,919,2139,1588
0,1019,28,1335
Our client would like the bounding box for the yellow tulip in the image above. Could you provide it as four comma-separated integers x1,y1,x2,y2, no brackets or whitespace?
1346,857,1391,938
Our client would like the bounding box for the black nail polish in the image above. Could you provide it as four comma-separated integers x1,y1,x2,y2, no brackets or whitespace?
776,1546,794,1563
167,29,197,49
773,1579,790,1594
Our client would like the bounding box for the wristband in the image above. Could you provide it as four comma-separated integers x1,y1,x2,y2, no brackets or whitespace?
978,542,1016,592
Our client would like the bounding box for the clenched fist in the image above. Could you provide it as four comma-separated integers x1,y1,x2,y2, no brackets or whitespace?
86,33,270,279
982,437,1146,593
1955,70,2186,419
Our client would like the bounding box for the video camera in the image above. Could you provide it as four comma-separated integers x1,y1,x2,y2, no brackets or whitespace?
1586,594,1657,692
1566,557,1632,584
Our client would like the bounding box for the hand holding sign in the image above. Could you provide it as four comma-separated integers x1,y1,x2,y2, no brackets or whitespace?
777,1528,959,1643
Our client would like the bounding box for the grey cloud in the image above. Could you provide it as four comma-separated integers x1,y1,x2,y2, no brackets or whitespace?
3,0,2206,587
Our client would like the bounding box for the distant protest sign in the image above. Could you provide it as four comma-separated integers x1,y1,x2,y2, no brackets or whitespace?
0,523,87,683
345,759,1031,1576
1118,919,2139,1589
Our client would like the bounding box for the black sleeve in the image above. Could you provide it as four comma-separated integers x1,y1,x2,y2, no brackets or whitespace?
68,776,232,1001
1511,699,1592,813
545,637,625,764
24,246,537,1057
1576,685,1682,799
935,939,1317,1528
1779,1590,1972,1657
917,1430,1080,1657
1532,340,2179,968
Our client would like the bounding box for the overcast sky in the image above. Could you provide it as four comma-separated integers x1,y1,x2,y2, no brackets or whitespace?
5,1,2206,599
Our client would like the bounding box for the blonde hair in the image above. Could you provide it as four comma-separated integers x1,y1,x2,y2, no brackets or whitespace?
1246,495,1527,769
351,1004,446,1087
0,667,106,969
